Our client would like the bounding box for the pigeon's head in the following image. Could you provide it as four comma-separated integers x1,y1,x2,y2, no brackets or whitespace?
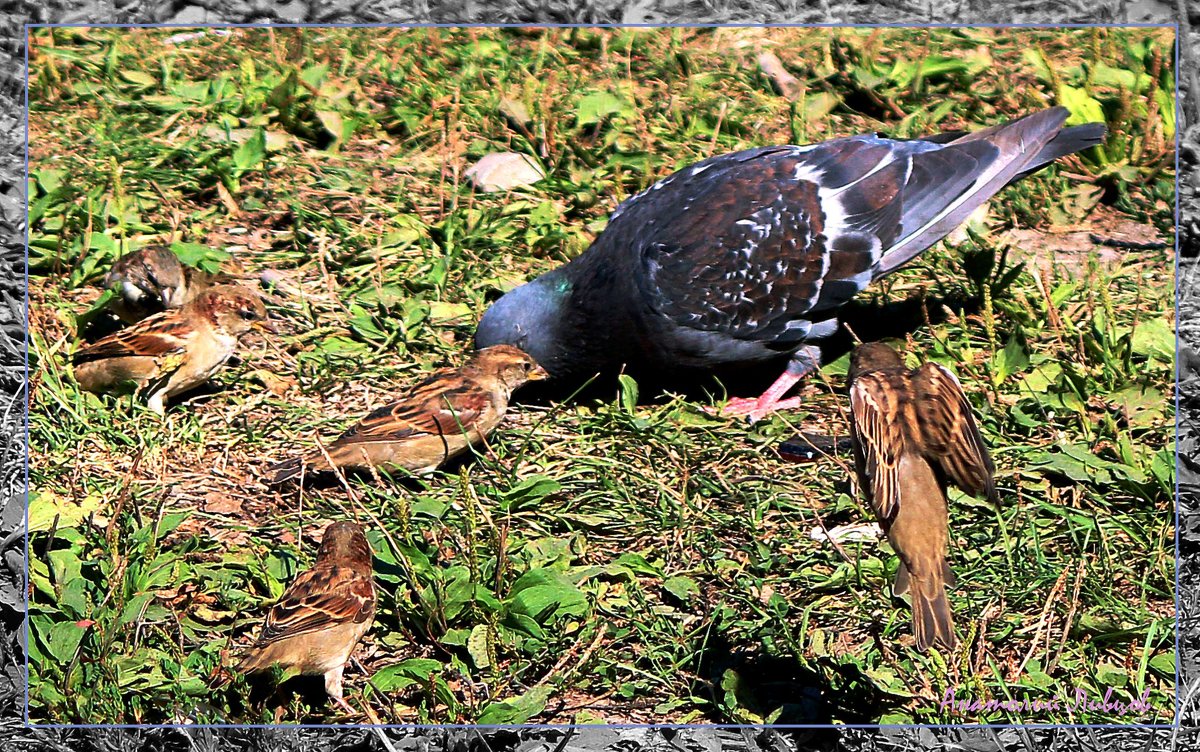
475,274,571,379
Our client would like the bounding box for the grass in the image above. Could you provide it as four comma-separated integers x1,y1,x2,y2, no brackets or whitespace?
26,26,1175,725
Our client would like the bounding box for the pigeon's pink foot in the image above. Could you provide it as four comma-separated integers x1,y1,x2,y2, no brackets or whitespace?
711,394,805,422
705,345,822,423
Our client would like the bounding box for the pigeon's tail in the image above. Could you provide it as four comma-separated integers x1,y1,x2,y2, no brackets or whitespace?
874,107,1105,278
894,560,958,652
1015,121,1107,181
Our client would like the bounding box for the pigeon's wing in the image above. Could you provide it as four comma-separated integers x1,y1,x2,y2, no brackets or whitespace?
875,107,1076,275
630,137,1001,348
72,312,192,364
629,109,1079,349
335,369,492,445
254,564,375,646
848,371,907,520
912,363,997,501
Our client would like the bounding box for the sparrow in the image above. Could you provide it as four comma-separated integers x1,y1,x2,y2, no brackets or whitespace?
72,284,271,414
475,107,1105,421
268,344,548,484
104,246,196,323
236,521,376,714
846,342,998,651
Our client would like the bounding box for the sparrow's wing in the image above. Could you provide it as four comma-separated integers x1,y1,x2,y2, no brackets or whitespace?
73,312,192,364
912,363,997,501
848,371,906,520
336,370,492,444
255,564,375,646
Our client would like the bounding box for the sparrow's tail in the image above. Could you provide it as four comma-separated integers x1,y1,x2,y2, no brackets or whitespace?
894,560,958,652
268,446,351,484
875,107,1106,278
267,458,303,485
234,649,266,674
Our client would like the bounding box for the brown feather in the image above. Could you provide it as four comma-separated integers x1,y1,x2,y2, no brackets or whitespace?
237,522,376,683
848,342,995,652
269,345,547,483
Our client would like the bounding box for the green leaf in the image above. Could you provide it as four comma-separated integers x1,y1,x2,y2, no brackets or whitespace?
507,568,589,623
118,69,156,87
1149,651,1175,676
617,374,639,414
1096,661,1128,687
476,685,552,724
499,476,562,510
232,129,266,173
370,658,443,692
1155,87,1176,139
28,491,104,533
43,620,88,664
992,330,1030,383
576,91,627,127
467,624,492,669
1057,84,1106,126
1130,318,1173,363
662,575,699,603
1109,384,1166,428
605,552,663,579
170,242,231,273
1026,447,1106,484
804,91,840,122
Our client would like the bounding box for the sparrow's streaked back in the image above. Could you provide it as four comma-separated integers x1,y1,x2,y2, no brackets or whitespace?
73,284,271,414
236,521,376,714
847,342,997,651
268,344,548,484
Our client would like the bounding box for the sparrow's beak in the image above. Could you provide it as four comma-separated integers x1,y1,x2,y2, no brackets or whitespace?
160,286,183,308
254,318,278,334
529,364,550,381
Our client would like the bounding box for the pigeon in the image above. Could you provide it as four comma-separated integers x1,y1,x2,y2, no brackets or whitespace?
235,520,376,714
73,284,271,414
846,342,998,651
475,107,1105,420
268,345,548,484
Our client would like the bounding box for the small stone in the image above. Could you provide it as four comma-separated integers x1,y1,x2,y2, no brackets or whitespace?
465,152,545,193
758,51,803,101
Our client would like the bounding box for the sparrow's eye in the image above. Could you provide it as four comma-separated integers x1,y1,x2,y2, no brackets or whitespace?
522,362,532,372
238,309,258,321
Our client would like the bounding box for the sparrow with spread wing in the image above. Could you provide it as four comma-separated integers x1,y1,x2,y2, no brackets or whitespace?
236,521,376,714
847,342,998,651
268,344,548,484
72,284,271,414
